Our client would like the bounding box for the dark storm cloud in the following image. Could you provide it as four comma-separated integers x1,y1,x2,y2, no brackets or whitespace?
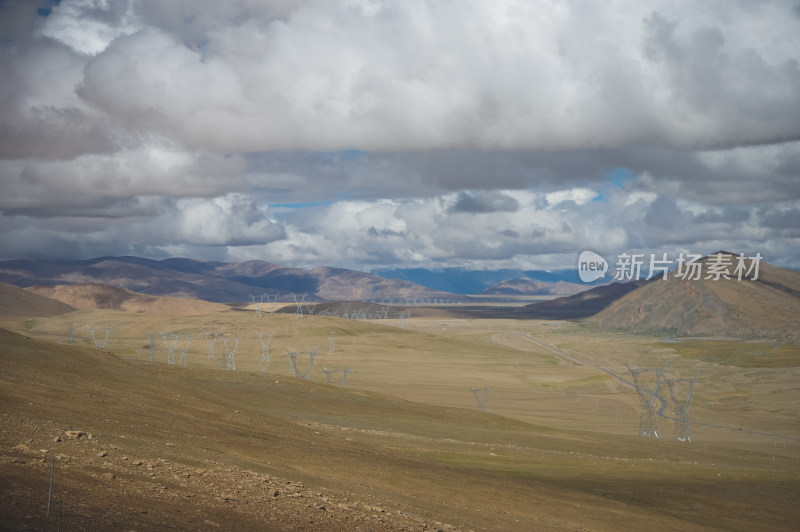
758,206,800,232
450,191,519,214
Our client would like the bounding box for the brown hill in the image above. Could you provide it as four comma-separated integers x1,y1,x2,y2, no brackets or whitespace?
512,281,644,319
27,283,229,316
591,253,800,340
309,266,455,301
481,278,588,296
0,281,75,316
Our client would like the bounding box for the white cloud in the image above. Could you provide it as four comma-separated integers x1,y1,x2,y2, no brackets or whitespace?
39,0,142,56
545,188,598,207
173,194,284,246
1,0,799,271
35,0,794,152
0,146,246,214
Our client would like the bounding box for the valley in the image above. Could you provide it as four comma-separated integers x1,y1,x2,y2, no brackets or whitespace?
1,296,798,530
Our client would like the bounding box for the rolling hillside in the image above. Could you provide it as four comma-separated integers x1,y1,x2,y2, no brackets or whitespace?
481,278,588,296
27,283,230,316
512,281,644,319
0,281,75,316
591,254,800,340
3,319,799,531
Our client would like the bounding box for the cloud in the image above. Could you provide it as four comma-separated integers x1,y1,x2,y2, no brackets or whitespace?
450,191,519,213
39,0,142,56
641,9,800,148
172,194,286,246
0,192,286,259
0,147,247,216
18,0,797,153
1,0,799,271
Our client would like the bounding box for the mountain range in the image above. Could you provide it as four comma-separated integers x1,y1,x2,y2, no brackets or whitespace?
0,256,455,303
481,278,587,296
2,253,797,340
0,256,591,303
373,266,596,294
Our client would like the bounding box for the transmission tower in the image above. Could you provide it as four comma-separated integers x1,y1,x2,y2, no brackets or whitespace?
471,387,491,412
250,294,264,318
329,330,336,353
320,367,337,384
398,309,411,328
64,321,76,345
255,331,274,374
340,365,355,387
666,375,699,442
177,334,193,366
267,293,278,314
283,346,321,380
293,293,307,318
162,333,180,365
341,302,351,320
201,329,220,360
283,350,300,377
86,324,115,350
626,363,668,438
148,335,158,362
221,335,241,371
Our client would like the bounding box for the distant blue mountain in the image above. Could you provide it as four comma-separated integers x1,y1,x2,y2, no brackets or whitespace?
371,267,591,295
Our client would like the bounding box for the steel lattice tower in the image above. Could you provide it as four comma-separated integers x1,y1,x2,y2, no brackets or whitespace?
283,347,321,380
340,366,355,387
471,387,490,412
666,376,699,442
221,335,241,371
201,330,219,360
320,367,337,384
87,324,115,350
177,335,192,366
162,333,179,365
293,293,307,318
148,335,158,362
626,363,668,438
255,331,274,374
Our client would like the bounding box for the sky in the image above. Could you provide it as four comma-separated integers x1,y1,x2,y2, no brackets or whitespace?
1,0,799,273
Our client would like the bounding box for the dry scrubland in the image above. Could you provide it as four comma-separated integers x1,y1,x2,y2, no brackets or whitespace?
1,304,799,530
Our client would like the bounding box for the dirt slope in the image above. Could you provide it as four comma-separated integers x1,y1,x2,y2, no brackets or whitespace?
27,283,230,316
0,281,74,316
592,255,800,340
512,281,644,319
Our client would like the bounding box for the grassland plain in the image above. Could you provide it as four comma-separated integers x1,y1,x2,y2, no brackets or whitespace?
1,305,799,530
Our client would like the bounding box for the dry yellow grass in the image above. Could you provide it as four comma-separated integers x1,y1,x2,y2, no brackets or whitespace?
2,303,799,530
